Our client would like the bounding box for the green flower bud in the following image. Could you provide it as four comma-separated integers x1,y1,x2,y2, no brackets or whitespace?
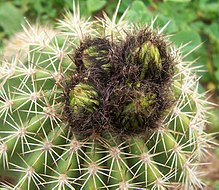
69,83,99,114
131,41,162,80
139,42,162,80
74,38,112,73
118,93,157,130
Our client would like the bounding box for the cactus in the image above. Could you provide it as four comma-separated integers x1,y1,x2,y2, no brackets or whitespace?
0,1,214,190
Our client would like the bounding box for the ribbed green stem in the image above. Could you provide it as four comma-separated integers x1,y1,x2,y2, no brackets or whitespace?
16,125,67,190
129,137,161,188
81,142,104,190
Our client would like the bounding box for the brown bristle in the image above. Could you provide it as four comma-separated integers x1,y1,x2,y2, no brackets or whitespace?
62,27,175,138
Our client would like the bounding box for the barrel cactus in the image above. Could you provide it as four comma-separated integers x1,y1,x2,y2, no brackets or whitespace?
0,1,213,190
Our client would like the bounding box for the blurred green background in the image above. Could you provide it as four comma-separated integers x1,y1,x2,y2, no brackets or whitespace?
0,0,218,188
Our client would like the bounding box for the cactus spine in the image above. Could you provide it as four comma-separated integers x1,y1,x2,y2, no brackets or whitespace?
0,0,213,189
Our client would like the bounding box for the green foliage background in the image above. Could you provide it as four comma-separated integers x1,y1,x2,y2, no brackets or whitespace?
0,0,218,188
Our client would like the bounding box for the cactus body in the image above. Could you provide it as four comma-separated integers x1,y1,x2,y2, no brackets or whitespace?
0,1,213,190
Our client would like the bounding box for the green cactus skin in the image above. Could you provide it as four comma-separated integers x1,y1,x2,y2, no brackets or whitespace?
0,1,214,190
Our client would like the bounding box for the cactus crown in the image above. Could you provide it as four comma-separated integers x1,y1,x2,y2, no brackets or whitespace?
64,27,175,136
